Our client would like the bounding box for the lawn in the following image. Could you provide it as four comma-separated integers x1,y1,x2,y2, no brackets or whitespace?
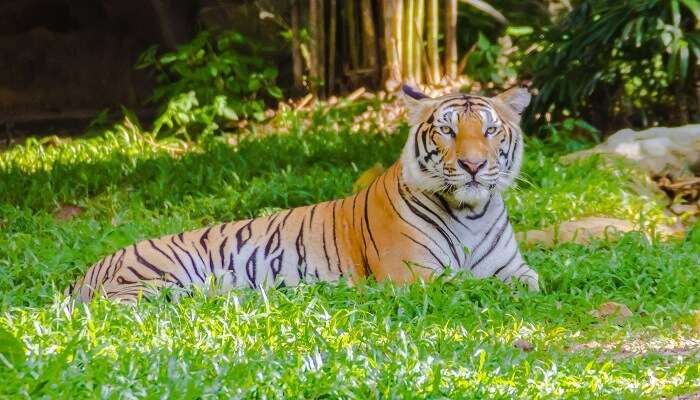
0,101,699,398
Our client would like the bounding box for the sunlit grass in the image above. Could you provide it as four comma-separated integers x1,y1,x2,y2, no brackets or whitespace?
0,103,697,398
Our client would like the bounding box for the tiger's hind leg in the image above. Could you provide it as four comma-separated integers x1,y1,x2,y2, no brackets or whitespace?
101,279,191,303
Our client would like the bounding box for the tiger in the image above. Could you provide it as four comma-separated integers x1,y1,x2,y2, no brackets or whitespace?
66,85,539,302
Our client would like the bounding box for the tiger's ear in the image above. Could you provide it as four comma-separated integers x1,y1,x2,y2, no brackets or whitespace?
494,87,531,117
401,85,435,125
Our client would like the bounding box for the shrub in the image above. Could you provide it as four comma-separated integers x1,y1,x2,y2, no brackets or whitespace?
528,0,700,133
137,30,282,138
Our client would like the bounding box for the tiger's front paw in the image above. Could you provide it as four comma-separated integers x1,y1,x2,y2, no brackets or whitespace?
509,266,540,292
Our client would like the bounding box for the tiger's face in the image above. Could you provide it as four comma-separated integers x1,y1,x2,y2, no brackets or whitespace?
400,86,531,209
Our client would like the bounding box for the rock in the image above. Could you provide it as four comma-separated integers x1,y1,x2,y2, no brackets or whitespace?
513,339,533,352
560,124,700,177
54,203,83,221
590,301,633,320
515,217,680,248
670,203,699,215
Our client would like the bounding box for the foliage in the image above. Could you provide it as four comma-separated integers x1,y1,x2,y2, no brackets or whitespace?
528,0,700,132
137,30,282,138
463,33,512,85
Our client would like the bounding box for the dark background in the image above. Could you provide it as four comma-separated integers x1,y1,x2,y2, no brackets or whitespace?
0,0,288,137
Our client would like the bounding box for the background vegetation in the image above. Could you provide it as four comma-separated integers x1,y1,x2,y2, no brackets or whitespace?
124,0,698,140
1,0,699,398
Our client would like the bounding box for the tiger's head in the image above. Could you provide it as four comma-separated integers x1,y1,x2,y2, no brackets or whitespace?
400,85,530,209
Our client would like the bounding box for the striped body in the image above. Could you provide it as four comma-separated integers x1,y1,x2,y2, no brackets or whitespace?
67,87,539,302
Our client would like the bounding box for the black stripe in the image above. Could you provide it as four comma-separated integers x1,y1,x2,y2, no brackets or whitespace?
363,184,380,258
471,216,510,270
399,184,460,263
321,211,333,272
245,248,258,288
432,193,474,233
401,233,447,267
218,237,229,268
148,239,176,267
235,220,254,252
134,244,184,287
265,212,282,234
309,204,319,227
199,226,212,252
87,257,106,290
270,251,284,278
295,219,306,280
264,226,281,257
102,250,125,284
331,201,343,275
465,194,493,219
166,243,196,284
381,173,451,260
493,251,518,277
171,237,206,283
192,245,208,270
469,206,507,254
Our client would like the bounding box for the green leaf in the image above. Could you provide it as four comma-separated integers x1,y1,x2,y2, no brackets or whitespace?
477,33,491,50
672,0,682,26
159,53,177,64
679,42,689,81
679,0,700,21
0,327,25,368
506,26,533,36
267,86,283,99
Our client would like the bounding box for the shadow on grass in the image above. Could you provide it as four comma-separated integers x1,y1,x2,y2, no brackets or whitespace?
0,129,408,212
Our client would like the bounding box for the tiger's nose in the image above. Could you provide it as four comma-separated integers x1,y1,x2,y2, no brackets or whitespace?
458,158,487,175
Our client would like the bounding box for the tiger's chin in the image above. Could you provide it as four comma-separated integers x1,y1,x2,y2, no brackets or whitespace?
444,184,492,209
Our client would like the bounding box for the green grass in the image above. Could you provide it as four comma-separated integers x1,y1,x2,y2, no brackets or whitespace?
0,103,698,398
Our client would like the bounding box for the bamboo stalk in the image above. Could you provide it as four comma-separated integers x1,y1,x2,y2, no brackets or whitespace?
426,0,440,84
291,0,304,91
403,0,415,83
328,0,337,93
360,0,379,83
309,0,320,94
381,0,393,82
394,0,403,68
346,1,360,70
318,0,325,97
414,0,424,84
445,0,458,80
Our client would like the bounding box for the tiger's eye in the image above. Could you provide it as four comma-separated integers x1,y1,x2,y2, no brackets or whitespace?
485,126,497,136
440,126,455,137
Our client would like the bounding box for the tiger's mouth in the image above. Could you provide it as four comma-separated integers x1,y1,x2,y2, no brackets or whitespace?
465,180,481,188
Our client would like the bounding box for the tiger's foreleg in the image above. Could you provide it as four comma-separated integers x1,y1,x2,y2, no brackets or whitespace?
494,248,540,292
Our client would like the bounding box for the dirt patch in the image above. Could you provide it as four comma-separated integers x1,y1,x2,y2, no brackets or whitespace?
571,337,700,361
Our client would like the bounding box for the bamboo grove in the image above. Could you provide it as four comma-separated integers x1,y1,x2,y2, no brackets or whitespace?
291,0,492,97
